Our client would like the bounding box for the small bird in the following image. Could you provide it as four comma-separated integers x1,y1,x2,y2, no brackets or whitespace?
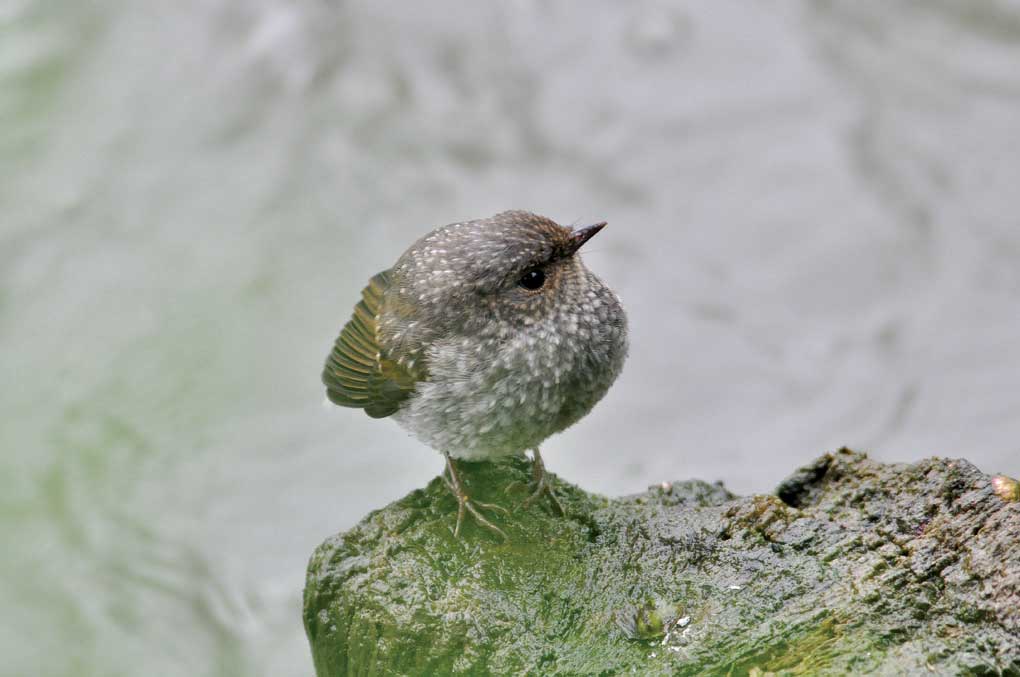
322,210,628,538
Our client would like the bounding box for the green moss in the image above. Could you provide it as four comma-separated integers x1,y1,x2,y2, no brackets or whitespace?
305,451,1020,676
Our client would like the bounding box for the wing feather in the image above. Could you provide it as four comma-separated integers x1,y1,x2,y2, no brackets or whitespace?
322,270,422,418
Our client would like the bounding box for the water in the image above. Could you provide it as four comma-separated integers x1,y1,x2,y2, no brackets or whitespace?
2,1,1019,675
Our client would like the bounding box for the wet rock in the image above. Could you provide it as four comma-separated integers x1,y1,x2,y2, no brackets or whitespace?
303,449,1020,675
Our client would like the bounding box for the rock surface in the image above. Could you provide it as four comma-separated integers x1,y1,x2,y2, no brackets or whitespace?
303,450,1020,675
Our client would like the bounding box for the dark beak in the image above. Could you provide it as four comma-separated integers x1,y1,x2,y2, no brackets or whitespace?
567,222,606,254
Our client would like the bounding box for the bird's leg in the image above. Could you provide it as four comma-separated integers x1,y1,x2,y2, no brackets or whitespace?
522,448,564,516
442,453,508,540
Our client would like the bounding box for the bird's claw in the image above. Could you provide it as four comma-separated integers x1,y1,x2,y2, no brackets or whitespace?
521,472,565,516
518,448,565,516
442,457,508,541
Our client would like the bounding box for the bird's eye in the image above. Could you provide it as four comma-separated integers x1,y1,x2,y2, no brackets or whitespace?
518,268,546,291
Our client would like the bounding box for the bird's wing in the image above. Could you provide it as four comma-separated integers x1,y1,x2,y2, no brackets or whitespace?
322,270,421,418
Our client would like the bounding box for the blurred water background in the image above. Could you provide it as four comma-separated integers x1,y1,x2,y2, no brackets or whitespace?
2,1,1019,675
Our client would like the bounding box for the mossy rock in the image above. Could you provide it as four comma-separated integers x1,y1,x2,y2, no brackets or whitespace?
303,450,1020,675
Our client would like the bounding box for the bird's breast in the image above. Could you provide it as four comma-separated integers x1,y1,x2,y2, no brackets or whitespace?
393,293,628,460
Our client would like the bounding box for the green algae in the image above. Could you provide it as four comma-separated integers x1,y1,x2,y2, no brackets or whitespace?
304,451,1020,676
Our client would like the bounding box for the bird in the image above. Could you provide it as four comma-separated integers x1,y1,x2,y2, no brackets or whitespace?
322,210,628,538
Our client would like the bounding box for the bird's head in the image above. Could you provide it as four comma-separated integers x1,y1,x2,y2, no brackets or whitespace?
392,210,608,331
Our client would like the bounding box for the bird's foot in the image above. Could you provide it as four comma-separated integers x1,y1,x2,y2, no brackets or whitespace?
443,455,508,540
521,448,564,517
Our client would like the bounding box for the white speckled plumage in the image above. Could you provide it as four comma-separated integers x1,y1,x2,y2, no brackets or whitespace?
324,210,628,460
